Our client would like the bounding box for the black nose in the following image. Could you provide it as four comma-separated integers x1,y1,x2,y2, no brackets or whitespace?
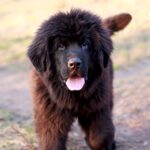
68,58,81,69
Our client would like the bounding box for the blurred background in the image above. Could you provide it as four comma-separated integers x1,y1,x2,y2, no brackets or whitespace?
0,0,150,150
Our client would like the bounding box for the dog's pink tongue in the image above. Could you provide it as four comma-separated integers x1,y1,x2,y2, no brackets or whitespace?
66,77,85,91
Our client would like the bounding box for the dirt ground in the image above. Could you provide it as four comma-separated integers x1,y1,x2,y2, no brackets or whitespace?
0,59,150,150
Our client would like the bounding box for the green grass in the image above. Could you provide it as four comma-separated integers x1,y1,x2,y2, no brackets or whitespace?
0,109,36,150
112,29,150,69
0,109,13,125
0,36,32,64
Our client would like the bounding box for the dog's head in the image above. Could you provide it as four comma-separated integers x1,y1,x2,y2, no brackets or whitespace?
28,9,131,91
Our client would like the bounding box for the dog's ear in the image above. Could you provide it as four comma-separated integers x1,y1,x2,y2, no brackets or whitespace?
27,36,48,72
93,30,113,68
103,13,132,35
100,38,113,68
102,49,110,68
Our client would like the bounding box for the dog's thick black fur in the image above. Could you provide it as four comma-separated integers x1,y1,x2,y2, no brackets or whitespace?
28,9,131,150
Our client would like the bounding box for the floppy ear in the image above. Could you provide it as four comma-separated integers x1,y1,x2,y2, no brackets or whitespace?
102,48,110,68
93,30,113,68
100,38,113,68
103,13,132,35
27,36,48,72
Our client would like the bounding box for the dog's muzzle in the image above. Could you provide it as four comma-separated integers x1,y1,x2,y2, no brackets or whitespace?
65,57,85,91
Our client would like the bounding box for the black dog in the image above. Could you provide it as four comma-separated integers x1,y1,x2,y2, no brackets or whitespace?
28,9,131,150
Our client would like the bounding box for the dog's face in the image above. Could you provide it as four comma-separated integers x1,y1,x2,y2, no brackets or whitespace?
55,41,89,90
28,9,132,91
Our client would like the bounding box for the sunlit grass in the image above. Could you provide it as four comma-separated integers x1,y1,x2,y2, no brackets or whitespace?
0,109,13,127
0,36,32,65
0,109,36,150
112,29,150,69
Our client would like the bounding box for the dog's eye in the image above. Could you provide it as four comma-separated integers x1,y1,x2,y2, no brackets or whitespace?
81,41,88,49
58,44,65,51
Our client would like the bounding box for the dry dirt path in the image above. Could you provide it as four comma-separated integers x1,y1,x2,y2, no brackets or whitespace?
0,59,150,150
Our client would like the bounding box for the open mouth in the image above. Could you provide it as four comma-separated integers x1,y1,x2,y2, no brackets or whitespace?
65,77,85,91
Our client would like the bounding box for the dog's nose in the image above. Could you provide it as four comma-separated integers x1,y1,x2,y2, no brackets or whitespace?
68,58,81,69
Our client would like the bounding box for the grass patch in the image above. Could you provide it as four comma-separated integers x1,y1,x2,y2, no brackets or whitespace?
0,109,13,127
0,36,32,65
0,124,37,150
0,36,32,52
0,109,36,150
112,29,150,69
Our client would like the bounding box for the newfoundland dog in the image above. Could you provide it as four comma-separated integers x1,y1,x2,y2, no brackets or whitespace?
27,9,131,150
